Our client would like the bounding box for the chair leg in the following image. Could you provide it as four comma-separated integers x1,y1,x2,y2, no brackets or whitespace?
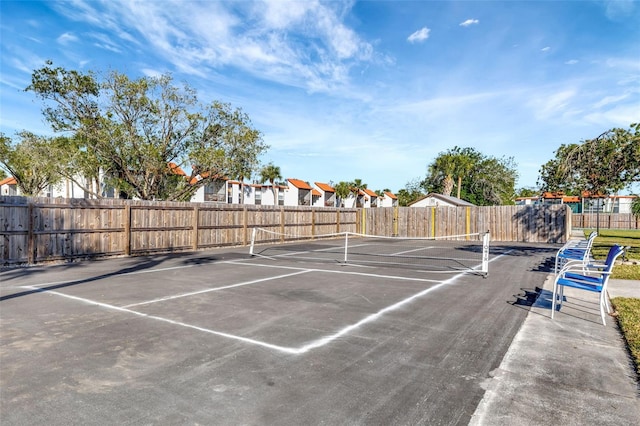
558,285,564,308
599,293,607,325
604,291,611,314
551,281,558,319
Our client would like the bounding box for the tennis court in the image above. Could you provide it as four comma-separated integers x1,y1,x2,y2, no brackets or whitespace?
0,236,555,425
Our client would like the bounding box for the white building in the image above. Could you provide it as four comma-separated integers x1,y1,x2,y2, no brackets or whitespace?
314,182,336,207
284,178,312,206
380,191,398,207
409,193,475,208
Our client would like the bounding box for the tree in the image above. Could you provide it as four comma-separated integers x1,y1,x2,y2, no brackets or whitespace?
465,155,518,205
632,196,640,218
334,181,351,207
515,187,539,198
423,147,517,205
537,144,581,195
27,62,268,201
0,132,63,196
349,178,367,207
539,124,640,196
397,178,423,206
259,162,282,202
451,147,476,199
426,152,456,196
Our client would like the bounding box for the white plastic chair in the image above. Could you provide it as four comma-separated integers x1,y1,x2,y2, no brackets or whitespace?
554,231,598,274
551,244,624,325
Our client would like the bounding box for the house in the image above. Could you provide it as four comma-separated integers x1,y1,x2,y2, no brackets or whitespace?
363,189,380,208
409,193,475,208
584,194,637,214
515,196,540,206
0,177,18,196
0,175,113,199
284,178,312,206
537,191,638,214
380,191,398,207
314,182,336,207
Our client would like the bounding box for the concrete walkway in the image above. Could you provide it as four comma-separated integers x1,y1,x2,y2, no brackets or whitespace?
470,253,640,424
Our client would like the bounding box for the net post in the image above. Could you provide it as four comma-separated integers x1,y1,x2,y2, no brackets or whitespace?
249,228,257,256
481,231,490,276
344,232,349,263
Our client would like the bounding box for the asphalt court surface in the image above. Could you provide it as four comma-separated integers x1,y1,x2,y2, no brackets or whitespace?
1,241,556,425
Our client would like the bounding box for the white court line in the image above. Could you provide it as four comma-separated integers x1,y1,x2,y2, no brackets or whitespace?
122,270,312,308
391,246,435,256
293,250,513,353
21,263,202,289
19,250,513,355
18,285,300,354
232,260,443,283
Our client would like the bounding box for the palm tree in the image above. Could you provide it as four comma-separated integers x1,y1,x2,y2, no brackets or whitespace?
430,154,456,196
259,162,282,204
334,181,351,207
350,178,367,207
451,147,476,199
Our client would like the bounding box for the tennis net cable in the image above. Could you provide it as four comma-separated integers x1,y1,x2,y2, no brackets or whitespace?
249,228,490,276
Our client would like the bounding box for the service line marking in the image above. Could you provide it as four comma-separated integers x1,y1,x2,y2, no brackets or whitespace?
122,270,312,308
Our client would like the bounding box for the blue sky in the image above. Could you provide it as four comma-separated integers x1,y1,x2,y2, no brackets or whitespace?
1,0,639,194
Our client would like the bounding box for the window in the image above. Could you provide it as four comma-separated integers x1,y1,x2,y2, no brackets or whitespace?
205,181,225,202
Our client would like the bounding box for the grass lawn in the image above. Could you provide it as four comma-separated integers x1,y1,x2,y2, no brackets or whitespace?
582,228,640,280
611,297,640,375
581,228,640,377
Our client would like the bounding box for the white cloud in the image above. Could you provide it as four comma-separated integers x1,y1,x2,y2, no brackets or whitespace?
407,27,430,43
528,89,577,120
56,0,374,96
460,19,479,27
602,0,635,20
541,46,551,52
88,32,122,53
592,93,631,109
565,59,578,65
57,32,78,45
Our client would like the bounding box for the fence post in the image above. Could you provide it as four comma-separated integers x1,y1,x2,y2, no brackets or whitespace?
243,206,248,246
124,204,131,256
393,206,398,237
192,205,199,251
278,207,284,242
27,202,35,264
431,207,436,237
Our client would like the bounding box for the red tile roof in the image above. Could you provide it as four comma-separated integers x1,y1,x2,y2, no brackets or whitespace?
385,191,397,199
312,189,321,196
0,177,17,185
168,162,187,176
314,182,335,192
364,188,377,197
287,178,312,190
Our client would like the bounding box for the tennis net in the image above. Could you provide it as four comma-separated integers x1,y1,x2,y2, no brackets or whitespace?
249,228,490,276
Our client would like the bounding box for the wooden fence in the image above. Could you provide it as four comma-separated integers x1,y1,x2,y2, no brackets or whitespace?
571,213,639,230
1,197,570,266
0,197,356,266
363,205,570,243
